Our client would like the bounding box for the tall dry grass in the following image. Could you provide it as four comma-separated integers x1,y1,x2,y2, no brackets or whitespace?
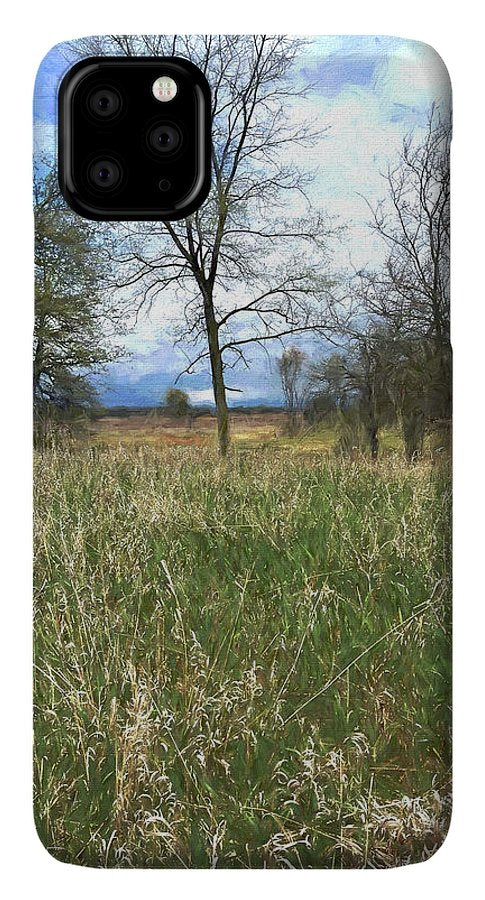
34,445,451,867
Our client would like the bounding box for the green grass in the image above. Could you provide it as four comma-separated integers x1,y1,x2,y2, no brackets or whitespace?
33,444,451,868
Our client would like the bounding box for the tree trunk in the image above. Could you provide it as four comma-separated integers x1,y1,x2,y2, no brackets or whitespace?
435,342,452,454
203,289,230,455
367,422,379,460
362,387,379,460
402,408,424,463
33,331,47,447
287,409,298,436
33,331,44,397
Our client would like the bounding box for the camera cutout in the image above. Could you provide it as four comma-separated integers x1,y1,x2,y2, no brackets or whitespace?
147,122,183,156
59,58,211,220
87,86,122,120
87,158,123,192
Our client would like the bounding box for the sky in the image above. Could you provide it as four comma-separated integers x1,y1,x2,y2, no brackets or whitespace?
34,35,451,408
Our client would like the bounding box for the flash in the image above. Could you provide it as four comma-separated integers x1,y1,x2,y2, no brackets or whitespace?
152,76,178,103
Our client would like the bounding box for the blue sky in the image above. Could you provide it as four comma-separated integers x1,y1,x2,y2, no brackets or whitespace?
34,36,451,408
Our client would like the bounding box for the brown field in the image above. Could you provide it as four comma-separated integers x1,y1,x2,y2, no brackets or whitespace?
88,409,309,449
83,409,403,456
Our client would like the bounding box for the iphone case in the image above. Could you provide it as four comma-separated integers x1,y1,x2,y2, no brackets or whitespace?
33,35,451,868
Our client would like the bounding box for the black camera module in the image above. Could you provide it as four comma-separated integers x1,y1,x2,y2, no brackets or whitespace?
88,158,122,191
59,57,211,219
147,122,182,155
87,87,122,120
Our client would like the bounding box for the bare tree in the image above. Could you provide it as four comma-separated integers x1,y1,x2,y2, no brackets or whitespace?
356,105,451,446
309,328,394,459
64,35,339,454
277,347,307,435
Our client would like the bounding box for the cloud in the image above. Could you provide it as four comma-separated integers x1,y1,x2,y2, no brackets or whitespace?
34,36,451,407
188,389,215,405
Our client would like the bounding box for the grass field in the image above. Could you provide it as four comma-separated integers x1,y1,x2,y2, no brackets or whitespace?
87,409,406,449
33,420,451,868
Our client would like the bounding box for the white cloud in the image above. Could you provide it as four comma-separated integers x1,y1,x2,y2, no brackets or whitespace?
188,389,214,404
35,36,451,405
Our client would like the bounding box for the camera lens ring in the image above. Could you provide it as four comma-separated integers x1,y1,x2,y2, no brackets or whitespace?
87,157,123,192
87,86,122,120
147,122,183,156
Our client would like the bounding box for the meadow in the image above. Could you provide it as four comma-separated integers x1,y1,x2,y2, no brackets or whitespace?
33,417,451,868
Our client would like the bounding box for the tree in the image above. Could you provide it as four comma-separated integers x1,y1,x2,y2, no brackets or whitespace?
306,351,350,422
65,35,338,455
164,387,190,418
277,347,307,435
356,105,451,451
34,162,123,429
309,329,393,459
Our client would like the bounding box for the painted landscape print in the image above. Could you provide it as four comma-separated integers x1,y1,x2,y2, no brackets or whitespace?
33,35,451,867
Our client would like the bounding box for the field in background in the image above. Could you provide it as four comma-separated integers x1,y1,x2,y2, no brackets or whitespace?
33,434,451,867
85,408,403,454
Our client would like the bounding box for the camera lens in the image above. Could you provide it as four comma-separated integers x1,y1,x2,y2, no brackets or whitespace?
148,123,182,155
87,87,122,119
88,158,122,191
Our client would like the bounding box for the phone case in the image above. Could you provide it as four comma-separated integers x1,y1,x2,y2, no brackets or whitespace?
33,35,452,868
